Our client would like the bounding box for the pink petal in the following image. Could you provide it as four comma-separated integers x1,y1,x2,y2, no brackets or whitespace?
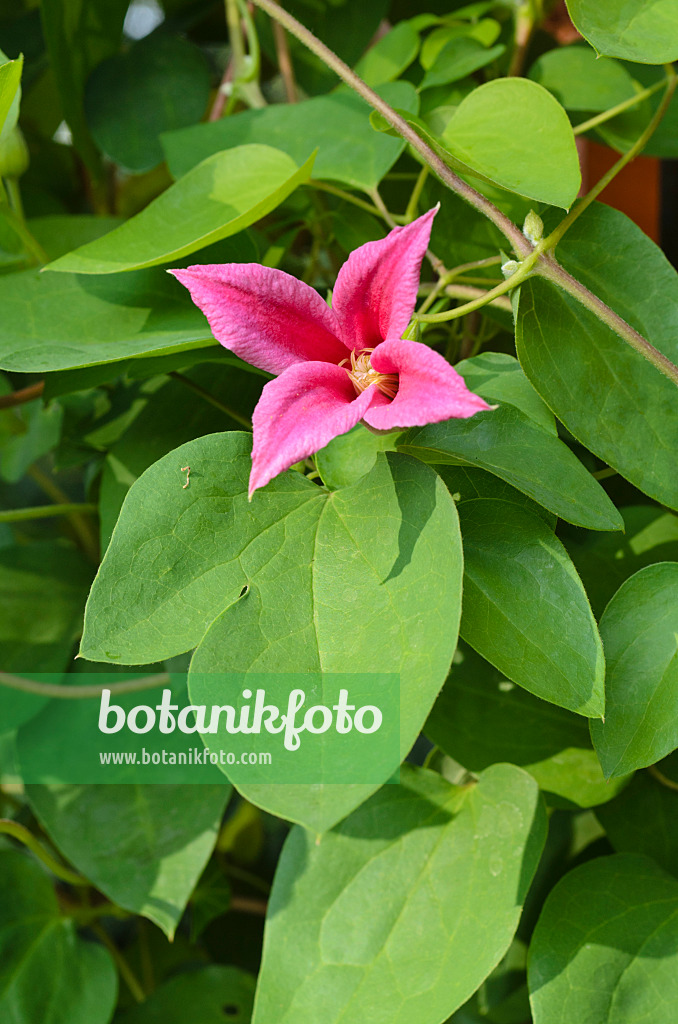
169,264,348,376
249,361,377,496
331,207,437,352
363,338,492,431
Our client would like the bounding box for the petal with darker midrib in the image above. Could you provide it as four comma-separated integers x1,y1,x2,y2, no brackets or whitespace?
169,263,348,376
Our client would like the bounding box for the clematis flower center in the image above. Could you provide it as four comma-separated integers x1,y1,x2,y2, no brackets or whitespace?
340,348,399,400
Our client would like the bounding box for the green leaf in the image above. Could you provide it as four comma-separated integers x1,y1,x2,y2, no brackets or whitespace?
99,365,262,550
454,498,605,717
456,352,556,433
421,38,505,89
566,0,678,63
516,203,678,511
0,542,93,673
0,219,257,374
440,79,581,208
40,0,129,169
0,54,22,140
437,464,557,527
528,854,678,1024
81,433,462,830
161,82,419,192
253,764,546,1024
563,504,678,617
189,863,233,942
398,357,622,531
26,782,231,937
597,771,678,877
120,966,256,1024
315,423,400,490
426,642,624,807
591,563,678,778
0,849,117,1023
596,63,678,158
84,33,211,174
45,146,313,274
528,45,637,113
353,22,420,85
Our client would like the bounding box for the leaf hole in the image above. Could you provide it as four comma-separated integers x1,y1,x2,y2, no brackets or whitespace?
222,1005,239,1018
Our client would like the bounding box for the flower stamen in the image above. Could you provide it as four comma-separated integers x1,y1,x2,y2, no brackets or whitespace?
340,348,399,400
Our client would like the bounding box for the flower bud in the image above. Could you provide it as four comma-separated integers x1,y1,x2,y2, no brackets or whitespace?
523,210,544,246
501,259,520,280
0,127,29,179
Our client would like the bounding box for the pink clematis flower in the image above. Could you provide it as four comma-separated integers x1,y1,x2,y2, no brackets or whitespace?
170,207,491,497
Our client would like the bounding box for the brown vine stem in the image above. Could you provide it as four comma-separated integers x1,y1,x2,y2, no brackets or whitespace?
248,0,531,258
0,380,44,409
538,255,678,387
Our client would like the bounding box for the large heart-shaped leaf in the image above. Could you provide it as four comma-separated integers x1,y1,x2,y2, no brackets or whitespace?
80,432,462,830
0,849,117,1023
516,203,678,510
45,146,313,274
591,563,678,778
252,764,546,1024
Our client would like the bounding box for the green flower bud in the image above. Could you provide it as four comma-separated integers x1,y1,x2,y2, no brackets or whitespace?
523,210,544,246
0,126,29,179
501,259,520,280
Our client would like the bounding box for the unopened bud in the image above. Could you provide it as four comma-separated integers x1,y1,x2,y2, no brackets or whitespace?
0,127,29,179
501,259,520,280
523,210,544,246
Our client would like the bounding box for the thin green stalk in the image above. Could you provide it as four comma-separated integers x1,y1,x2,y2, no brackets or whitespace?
507,2,535,78
0,670,170,699
417,256,503,316
169,372,252,429
0,819,87,886
307,181,387,220
91,924,146,1004
545,65,678,251
249,0,531,258
404,166,430,222
0,502,97,524
5,177,24,220
574,76,667,136
417,272,525,323
27,465,99,563
0,202,48,265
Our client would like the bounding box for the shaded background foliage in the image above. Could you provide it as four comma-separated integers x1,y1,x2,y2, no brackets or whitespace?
1,0,678,1022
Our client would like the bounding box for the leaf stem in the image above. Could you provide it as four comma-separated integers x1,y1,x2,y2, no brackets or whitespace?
0,380,45,409
507,2,535,78
574,76,667,136
168,372,253,429
648,764,678,792
0,670,171,699
249,0,531,257
404,165,430,222
272,17,297,102
544,64,678,252
417,255,502,315
91,923,146,1004
0,202,48,266
0,503,97,524
27,465,99,563
307,181,390,220
0,819,87,886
